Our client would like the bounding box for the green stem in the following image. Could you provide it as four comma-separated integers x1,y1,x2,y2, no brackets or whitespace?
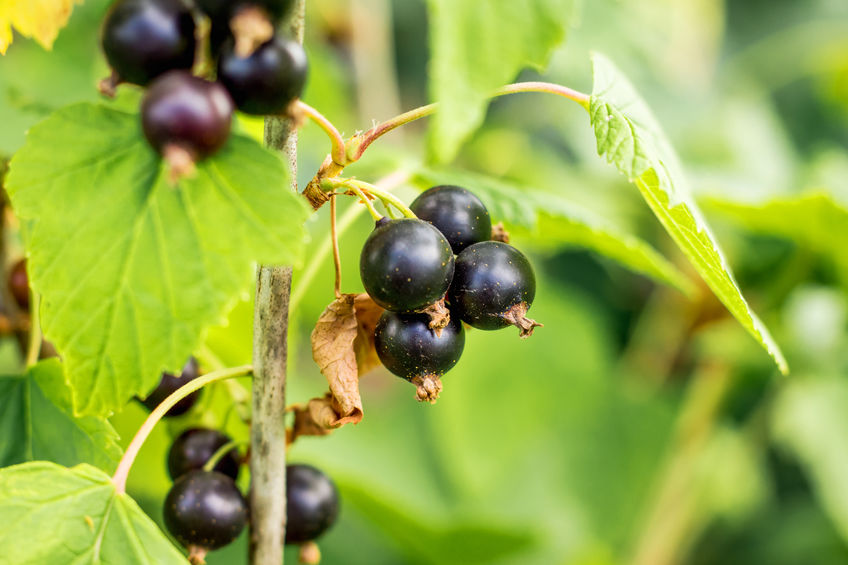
202,440,246,472
347,81,590,162
111,365,253,494
197,344,251,422
25,292,41,367
331,178,416,218
293,100,347,166
345,184,382,221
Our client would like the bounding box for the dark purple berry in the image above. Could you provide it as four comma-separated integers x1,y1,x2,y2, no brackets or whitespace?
8,259,29,310
168,428,240,481
218,35,308,115
285,464,340,544
360,218,455,312
101,0,196,86
164,470,247,550
448,241,540,336
375,311,465,382
141,71,234,161
140,357,200,417
410,185,492,253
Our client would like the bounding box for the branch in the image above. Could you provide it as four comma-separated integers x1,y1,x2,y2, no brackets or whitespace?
249,2,305,564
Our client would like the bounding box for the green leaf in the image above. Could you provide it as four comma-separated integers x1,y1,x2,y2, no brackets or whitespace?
706,191,848,285
772,377,848,544
0,359,122,470
0,461,186,564
415,168,695,294
426,0,572,163
588,53,788,374
6,102,310,416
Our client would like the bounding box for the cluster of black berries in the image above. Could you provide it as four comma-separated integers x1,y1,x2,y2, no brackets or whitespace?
360,185,540,402
163,428,339,559
139,365,340,559
100,0,308,174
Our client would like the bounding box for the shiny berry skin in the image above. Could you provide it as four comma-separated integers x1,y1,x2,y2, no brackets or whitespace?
101,0,196,86
410,185,492,253
164,471,248,550
285,464,340,544
360,218,455,312
141,71,234,160
140,357,200,417
195,0,295,23
448,242,536,330
168,428,241,481
7,259,29,310
374,311,465,380
218,35,308,115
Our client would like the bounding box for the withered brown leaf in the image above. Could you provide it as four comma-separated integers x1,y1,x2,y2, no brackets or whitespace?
311,295,364,424
353,293,384,375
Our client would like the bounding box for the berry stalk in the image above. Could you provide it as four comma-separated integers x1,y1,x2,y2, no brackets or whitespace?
111,365,253,494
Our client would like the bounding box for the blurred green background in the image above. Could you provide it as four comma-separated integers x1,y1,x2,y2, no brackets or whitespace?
2,0,848,563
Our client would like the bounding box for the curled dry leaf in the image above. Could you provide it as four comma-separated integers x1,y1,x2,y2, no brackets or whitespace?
289,394,345,443
353,293,384,375
311,295,363,424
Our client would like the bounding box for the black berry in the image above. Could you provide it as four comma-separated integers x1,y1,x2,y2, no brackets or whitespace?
140,357,201,417
8,259,29,310
168,428,241,481
101,0,196,86
375,310,464,401
285,464,340,544
163,470,248,550
141,71,234,162
448,241,541,337
410,185,492,253
195,0,295,24
360,218,455,312
218,35,308,115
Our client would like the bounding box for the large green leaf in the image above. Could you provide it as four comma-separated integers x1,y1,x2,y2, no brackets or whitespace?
772,378,848,543
415,168,694,294
0,461,186,564
588,53,788,374
426,0,572,163
0,359,121,470
6,102,310,416
706,191,848,285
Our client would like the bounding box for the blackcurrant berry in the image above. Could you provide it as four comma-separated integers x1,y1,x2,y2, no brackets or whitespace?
7,259,29,310
195,0,295,24
218,35,308,115
374,310,465,401
410,185,492,253
163,470,248,550
168,428,241,481
140,357,201,417
285,464,340,544
360,218,455,312
448,241,541,337
101,0,196,86
141,71,234,164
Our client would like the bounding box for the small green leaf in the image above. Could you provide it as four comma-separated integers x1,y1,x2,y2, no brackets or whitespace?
706,191,848,285
589,53,788,374
0,359,122,470
426,0,572,163
0,462,187,563
6,102,310,416
415,168,695,294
